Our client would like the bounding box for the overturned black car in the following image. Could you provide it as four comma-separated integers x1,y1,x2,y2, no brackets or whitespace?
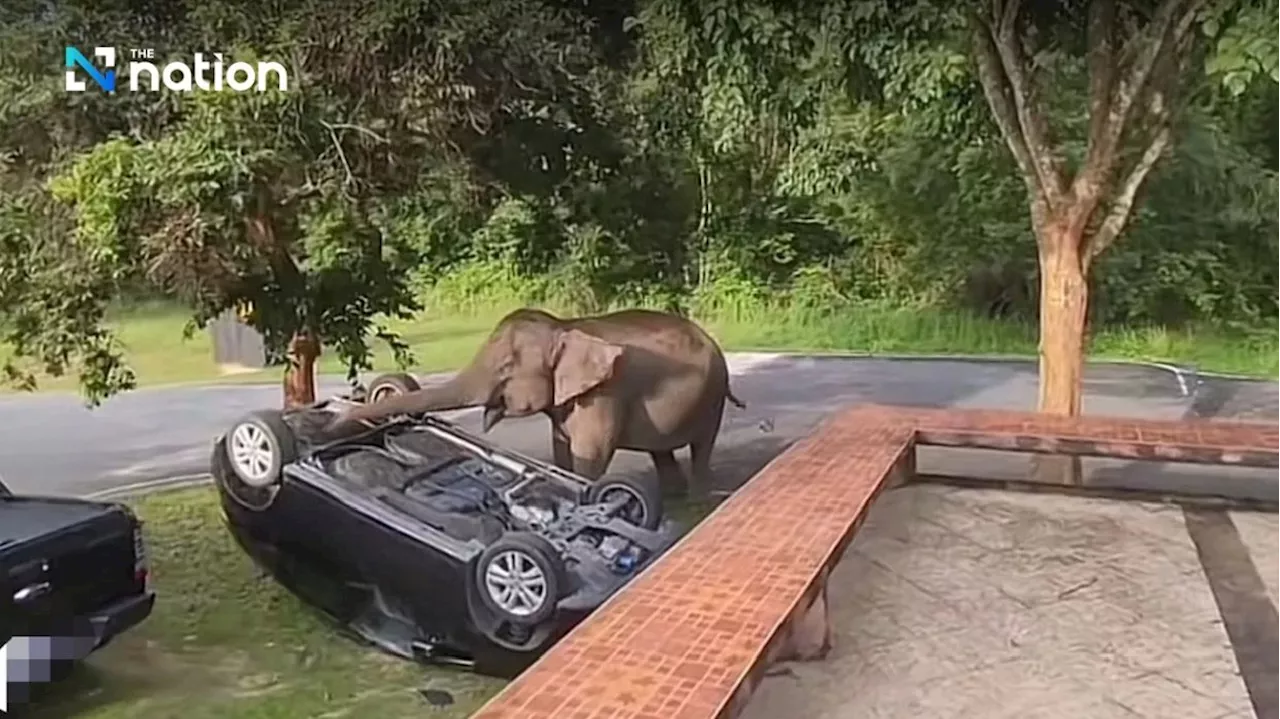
211,374,680,677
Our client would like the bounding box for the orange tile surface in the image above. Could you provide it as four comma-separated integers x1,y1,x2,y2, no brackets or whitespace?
906,405,1278,466
470,405,1278,719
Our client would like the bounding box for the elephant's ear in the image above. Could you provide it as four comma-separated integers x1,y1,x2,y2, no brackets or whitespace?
553,330,623,407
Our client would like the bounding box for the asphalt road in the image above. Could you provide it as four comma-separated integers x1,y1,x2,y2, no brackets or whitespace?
0,354,1274,500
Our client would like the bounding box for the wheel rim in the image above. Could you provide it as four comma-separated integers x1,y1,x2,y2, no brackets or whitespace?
370,385,399,402
229,422,275,487
600,485,648,525
484,550,548,617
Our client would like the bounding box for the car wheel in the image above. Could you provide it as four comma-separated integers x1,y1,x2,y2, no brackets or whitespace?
475,533,564,626
225,410,298,489
366,373,421,403
587,474,663,530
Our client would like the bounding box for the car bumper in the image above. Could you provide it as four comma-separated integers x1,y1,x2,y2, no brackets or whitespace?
2,591,155,702
84,590,156,653
48,591,158,658
0,592,153,711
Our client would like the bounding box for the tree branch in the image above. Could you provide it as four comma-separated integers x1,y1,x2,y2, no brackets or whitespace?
991,0,1068,209
1072,0,1117,203
320,120,356,191
1079,0,1200,192
998,0,1020,35
278,182,321,208
1107,0,1183,126
1166,2,1203,109
970,11,1049,219
1085,8,1198,263
1086,123,1171,261
1129,0,1202,129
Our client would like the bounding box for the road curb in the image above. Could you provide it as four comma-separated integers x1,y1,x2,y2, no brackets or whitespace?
85,473,213,501
726,351,1273,401
727,350,1273,383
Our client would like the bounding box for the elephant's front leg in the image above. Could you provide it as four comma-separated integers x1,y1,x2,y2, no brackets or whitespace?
650,450,688,498
550,423,572,471
562,399,620,480
568,437,617,480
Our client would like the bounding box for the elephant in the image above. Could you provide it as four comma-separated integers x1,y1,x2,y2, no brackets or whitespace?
334,308,745,497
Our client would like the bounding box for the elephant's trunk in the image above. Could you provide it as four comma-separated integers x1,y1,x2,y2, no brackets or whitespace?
341,365,493,424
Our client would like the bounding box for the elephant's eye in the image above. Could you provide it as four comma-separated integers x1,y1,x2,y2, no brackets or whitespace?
495,357,516,378
488,378,509,405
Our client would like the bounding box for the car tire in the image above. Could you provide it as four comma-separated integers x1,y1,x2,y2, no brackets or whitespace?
366,373,421,403
225,410,298,489
587,474,663,530
213,441,275,512
475,533,564,626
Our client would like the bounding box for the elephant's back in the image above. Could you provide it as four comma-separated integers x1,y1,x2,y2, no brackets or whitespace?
572,309,727,365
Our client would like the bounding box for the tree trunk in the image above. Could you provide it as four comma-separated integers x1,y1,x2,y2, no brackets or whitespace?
1032,223,1089,484
1036,226,1089,416
283,332,321,409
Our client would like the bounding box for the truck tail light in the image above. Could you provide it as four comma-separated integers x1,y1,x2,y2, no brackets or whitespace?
133,523,150,589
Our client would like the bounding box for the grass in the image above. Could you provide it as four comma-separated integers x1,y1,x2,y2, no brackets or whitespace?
0,304,514,394
24,487,506,719
698,302,1279,377
23,486,720,719
0,300,1274,395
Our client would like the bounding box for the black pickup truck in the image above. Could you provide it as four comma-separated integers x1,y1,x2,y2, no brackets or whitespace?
1,478,155,702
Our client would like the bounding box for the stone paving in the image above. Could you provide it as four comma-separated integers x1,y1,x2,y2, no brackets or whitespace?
740,376,1278,719
742,485,1276,719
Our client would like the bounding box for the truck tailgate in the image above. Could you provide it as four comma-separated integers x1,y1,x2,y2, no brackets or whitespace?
1,496,122,546
2,498,142,634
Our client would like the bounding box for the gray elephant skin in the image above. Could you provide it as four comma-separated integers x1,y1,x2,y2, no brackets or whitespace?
338,308,744,497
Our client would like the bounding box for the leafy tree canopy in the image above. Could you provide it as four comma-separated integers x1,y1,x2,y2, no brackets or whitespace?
0,0,1275,406
1,0,627,404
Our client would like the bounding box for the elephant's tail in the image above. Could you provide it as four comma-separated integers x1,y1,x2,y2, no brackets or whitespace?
727,388,746,410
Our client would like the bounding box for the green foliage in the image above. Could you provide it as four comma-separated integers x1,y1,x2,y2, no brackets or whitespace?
41,84,426,396
0,193,137,400
1094,100,1279,326
1203,0,1280,95
0,0,630,400
0,0,1275,404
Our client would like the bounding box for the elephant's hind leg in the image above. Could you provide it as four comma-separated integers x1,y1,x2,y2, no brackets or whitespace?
650,450,689,498
688,406,725,500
